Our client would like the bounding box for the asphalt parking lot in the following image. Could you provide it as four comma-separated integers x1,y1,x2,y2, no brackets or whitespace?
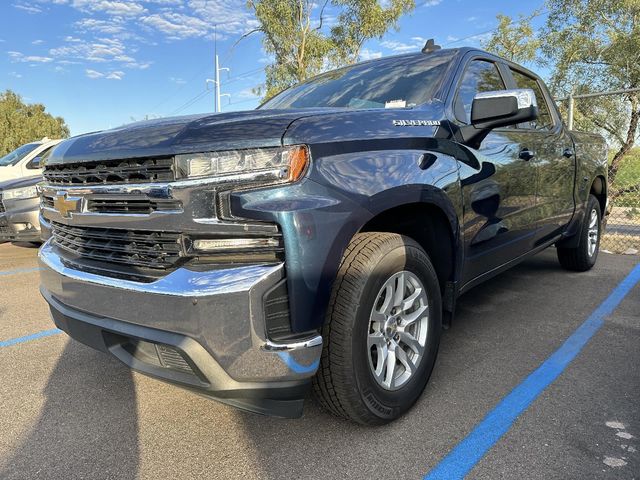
0,242,638,480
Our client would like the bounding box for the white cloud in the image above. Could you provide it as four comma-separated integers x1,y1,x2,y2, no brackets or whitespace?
359,49,382,61
13,3,43,14
423,0,441,6
9,71,23,78
85,69,104,79
31,39,44,45
169,76,187,84
8,51,54,63
380,36,428,54
106,70,125,80
140,12,210,39
86,68,125,80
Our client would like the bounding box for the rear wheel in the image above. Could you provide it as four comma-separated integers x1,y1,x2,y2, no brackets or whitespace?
557,194,601,271
312,232,441,425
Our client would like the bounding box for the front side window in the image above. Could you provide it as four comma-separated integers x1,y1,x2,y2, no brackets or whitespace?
0,143,40,167
261,50,456,110
454,60,506,124
510,70,554,130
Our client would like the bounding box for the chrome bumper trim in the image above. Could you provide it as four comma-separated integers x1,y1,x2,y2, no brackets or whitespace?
39,240,281,297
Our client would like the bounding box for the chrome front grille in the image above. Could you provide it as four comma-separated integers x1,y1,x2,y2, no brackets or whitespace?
87,198,182,214
0,217,10,235
51,221,183,270
42,192,182,215
43,157,175,185
0,193,5,213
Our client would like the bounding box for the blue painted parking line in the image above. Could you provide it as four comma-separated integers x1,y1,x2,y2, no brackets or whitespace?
0,328,63,348
0,267,43,277
424,262,640,480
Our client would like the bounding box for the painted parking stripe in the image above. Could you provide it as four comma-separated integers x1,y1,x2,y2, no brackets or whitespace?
424,262,640,480
0,328,62,348
0,267,43,276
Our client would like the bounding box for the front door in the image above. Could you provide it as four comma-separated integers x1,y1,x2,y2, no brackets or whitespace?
451,58,539,284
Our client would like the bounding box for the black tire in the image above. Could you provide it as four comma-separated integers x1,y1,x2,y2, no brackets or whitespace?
557,194,602,272
312,232,441,425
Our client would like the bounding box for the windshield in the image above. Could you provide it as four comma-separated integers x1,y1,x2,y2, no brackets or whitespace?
0,143,40,167
261,50,456,110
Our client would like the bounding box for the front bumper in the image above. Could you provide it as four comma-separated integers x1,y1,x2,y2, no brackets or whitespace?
0,198,41,242
39,241,322,417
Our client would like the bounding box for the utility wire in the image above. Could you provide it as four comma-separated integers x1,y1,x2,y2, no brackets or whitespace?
443,9,549,47
169,89,211,115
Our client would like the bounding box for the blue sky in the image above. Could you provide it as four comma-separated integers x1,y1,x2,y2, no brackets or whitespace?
1,0,545,136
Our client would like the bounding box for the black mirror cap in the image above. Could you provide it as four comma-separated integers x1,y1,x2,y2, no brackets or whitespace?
471,88,539,130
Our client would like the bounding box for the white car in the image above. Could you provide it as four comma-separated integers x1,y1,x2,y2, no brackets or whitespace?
0,138,62,182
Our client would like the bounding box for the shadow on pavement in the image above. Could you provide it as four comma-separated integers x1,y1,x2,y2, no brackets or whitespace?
232,251,572,479
0,341,139,480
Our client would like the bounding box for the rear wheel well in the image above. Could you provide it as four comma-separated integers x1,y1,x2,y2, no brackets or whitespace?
590,176,607,214
360,203,455,295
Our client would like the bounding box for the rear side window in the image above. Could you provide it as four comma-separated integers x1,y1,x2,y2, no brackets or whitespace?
454,60,506,124
510,70,554,130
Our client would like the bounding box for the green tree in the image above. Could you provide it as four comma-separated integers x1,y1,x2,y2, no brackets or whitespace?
0,90,70,156
246,0,414,100
483,1,640,202
541,0,640,201
482,12,540,63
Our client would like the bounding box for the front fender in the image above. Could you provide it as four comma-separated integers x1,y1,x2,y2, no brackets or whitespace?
232,145,463,333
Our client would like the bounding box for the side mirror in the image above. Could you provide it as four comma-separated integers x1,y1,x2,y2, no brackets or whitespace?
27,157,42,169
471,88,538,129
456,89,539,149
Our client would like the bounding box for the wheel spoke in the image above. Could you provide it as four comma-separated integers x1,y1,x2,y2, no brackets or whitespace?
401,287,422,312
398,330,423,355
384,348,397,388
380,284,394,315
396,347,416,375
393,272,405,307
370,309,387,325
368,332,386,350
374,342,388,380
400,303,428,326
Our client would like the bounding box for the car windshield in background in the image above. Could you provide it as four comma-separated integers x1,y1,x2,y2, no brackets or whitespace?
0,143,40,167
261,51,456,110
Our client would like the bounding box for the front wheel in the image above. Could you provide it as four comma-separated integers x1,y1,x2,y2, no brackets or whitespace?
557,194,602,271
312,232,441,425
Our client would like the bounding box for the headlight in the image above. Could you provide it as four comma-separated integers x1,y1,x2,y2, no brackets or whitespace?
3,185,38,200
175,145,309,183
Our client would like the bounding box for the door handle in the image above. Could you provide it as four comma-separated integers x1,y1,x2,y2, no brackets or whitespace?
519,148,535,161
562,148,574,158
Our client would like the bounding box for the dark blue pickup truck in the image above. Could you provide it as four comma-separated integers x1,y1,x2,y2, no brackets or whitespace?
38,45,607,424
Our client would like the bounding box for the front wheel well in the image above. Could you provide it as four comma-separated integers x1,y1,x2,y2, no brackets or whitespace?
360,203,455,296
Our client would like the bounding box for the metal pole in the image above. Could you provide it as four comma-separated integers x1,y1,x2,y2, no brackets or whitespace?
215,54,220,113
567,92,574,130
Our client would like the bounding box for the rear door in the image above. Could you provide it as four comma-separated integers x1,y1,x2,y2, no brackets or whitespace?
448,56,540,284
506,67,576,242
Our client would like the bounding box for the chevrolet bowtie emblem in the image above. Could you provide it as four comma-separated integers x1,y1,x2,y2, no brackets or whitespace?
53,192,81,218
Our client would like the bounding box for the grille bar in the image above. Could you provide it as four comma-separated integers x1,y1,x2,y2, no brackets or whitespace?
52,221,182,270
44,157,175,185
0,193,5,213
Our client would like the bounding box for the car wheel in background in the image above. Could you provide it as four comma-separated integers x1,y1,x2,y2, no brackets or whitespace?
557,194,602,272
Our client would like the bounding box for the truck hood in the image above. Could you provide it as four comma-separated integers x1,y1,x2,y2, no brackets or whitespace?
48,103,447,164
48,108,343,164
0,174,42,191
